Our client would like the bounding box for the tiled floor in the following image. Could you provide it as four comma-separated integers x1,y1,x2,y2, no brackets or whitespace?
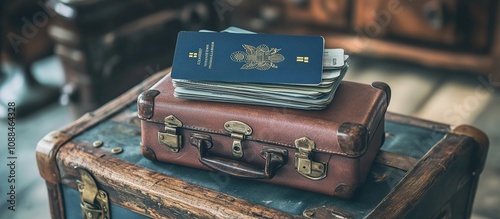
0,55,498,218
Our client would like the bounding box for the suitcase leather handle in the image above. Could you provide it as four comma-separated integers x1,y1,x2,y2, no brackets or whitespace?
190,133,288,179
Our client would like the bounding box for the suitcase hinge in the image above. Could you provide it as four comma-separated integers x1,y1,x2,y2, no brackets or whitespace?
158,115,183,152
224,121,253,158
76,168,110,219
294,137,327,180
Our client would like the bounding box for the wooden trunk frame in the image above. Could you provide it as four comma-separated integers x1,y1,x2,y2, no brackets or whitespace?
36,69,489,218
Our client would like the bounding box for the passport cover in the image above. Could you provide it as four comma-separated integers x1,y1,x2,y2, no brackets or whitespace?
171,31,324,84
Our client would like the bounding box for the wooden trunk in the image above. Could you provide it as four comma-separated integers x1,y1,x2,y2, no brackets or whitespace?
37,69,489,218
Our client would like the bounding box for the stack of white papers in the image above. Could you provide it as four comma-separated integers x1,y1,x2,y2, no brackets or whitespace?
173,53,349,110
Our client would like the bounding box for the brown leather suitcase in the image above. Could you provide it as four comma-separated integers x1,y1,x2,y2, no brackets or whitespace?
137,72,391,198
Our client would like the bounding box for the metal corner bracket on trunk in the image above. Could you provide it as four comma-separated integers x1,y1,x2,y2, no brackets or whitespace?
76,168,110,219
158,115,183,152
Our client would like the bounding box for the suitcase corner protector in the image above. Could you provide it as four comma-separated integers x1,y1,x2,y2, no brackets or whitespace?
371,81,391,105
337,122,369,156
333,183,361,200
137,89,161,120
140,143,158,161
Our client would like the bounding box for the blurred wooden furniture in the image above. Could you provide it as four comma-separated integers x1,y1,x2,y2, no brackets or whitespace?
230,0,500,85
46,0,222,117
0,0,59,118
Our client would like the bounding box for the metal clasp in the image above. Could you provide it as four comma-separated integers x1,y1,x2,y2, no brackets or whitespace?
224,121,252,158
294,137,327,180
158,115,183,152
76,168,110,219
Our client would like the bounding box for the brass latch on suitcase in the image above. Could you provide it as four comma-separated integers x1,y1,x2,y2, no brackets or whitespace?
224,121,253,158
158,115,183,152
294,137,327,180
76,168,110,219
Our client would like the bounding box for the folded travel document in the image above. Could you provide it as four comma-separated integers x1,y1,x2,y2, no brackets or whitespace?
171,31,325,85
323,49,346,69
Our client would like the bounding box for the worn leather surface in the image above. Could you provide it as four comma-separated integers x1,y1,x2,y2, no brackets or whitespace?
67,104,444,217
139,74,389,197
140,74,389,154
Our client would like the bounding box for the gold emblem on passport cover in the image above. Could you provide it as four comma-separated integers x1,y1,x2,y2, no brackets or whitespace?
230,44,285,70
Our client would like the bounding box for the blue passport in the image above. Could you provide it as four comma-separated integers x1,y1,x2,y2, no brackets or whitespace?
171,31,324,84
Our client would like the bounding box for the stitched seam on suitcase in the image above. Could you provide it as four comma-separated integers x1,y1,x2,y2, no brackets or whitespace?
145,119,365,156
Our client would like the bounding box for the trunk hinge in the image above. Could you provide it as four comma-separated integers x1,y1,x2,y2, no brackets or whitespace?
294,137,327,180
158,115,183,152
76,168,110,219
